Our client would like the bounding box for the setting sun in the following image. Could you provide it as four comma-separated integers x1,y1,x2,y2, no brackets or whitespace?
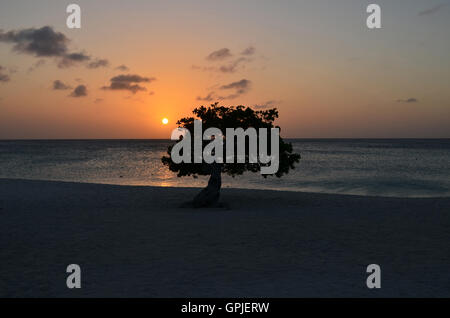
162,118,169,125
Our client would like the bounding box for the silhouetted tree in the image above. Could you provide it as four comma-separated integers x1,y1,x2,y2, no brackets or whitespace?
162,103,300,207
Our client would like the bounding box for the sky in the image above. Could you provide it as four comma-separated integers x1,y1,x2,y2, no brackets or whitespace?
0,0,449,139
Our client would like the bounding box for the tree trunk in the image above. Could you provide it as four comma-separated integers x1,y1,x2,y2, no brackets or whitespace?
192,162,222,208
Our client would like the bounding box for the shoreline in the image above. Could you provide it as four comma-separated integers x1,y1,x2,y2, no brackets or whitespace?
1,177,448,199
1,178,449,297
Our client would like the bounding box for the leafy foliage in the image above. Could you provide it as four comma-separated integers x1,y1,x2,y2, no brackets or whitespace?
161,102,300,178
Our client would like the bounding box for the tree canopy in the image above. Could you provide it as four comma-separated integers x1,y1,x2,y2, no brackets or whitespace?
161,103,300,178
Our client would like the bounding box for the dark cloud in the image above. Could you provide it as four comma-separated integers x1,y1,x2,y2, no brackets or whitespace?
110,74,155,83
218,79,251,100
57,52,90,68
241,46,256,56
0,26,69,57
197,92,215,102
0,73,10,82
87,58,109,69
196,80,253,101
195,48,255,73
418,4,447,16
206,48,232,61
397,98,418,103
53,80,71,90
219,57,251,73
0,26,114,69
101,74,156,94
0,66,10,82
70,85,87,97
220,79,251,93
253,100,276,109
103,81,147,94
115,65,129,71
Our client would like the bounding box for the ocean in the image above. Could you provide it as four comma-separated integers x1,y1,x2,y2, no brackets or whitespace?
0,139,449,198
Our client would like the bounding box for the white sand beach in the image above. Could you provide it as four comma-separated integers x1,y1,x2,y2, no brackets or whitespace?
0,178,449,297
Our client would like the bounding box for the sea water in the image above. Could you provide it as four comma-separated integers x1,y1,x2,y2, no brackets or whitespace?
0,139,449,197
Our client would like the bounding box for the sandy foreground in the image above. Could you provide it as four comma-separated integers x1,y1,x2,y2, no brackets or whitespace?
0,178,449,297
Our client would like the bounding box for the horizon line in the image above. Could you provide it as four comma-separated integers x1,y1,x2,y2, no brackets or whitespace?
1,137,449,141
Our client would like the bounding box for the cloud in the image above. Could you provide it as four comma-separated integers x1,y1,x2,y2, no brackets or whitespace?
241,46,256,56
197,92,215,102
101,74,156,94
192,64,217,72
195,47,256,73
115,64,129,71
103,81,147,94
110,74,155,83
418,4,448,16
87,58,109,69
27,59,46,72
0,26,69,57
253,100,276,109
94,98,104,103
0,26,111,69
197,79,252,102
220,79,251,93
193,59,250,73
57,52,90,68
0,73,10,82
70,85,87,97
396,98,418,103
0,74,9,82
53,80,71,90
0,66,10,82
206,48,232,61
219,57,251,73
218,79,251,100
